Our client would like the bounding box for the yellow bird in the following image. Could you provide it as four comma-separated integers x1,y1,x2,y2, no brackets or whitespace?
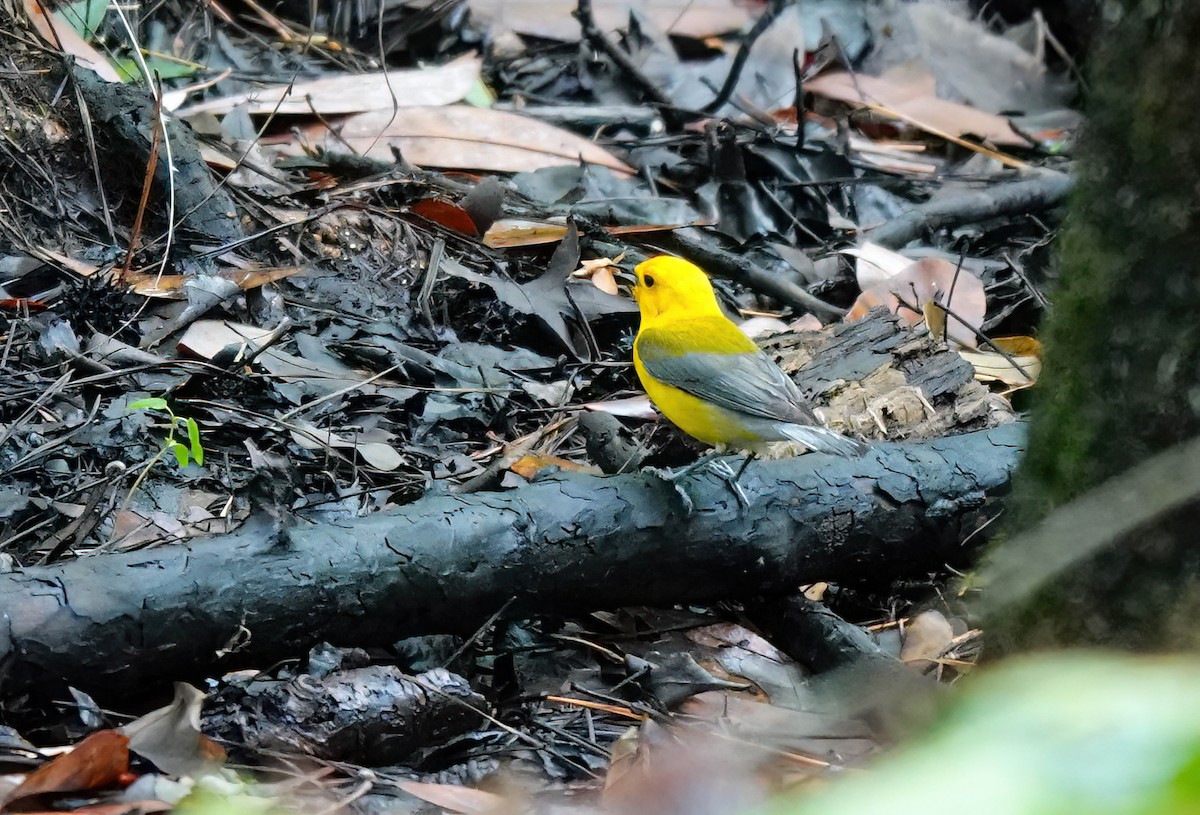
625,256,867,458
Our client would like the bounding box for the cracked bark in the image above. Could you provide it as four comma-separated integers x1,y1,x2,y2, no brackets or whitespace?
0,424,1023,701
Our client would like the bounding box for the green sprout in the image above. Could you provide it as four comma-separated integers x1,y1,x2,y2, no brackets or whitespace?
127,397,205,469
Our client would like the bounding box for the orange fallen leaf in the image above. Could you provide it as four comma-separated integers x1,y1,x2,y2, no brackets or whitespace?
509,454,599,479
6,730,130,805
411,198,480,237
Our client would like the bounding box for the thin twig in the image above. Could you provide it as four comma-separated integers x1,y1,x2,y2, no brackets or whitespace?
702,0,795,114
573,0,673,107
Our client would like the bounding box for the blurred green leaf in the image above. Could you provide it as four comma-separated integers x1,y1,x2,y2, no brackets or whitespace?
463,77,495,108
763,654,1200,815
170,441,189,469
112,55,198,83
57,0,107,40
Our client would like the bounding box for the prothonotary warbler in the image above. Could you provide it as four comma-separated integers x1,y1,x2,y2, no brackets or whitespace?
623,255,867,459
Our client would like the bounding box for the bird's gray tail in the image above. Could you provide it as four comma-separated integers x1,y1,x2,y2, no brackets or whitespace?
778,424,870,457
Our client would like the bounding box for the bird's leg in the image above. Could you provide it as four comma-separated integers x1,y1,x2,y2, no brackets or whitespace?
705,453,754,512
645,449,755,513
643,450,719,514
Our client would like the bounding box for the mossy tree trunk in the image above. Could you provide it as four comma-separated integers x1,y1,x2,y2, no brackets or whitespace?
995,2,1200,650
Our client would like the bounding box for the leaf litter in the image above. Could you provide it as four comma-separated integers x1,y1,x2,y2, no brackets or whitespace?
0,0,1075,810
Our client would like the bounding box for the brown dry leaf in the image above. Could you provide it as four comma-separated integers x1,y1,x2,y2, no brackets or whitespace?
411,198,481,236
482,218,572,248
807,69,1026,147
588,266,619,295
6,730,130,805
603,726,644,796
395,780,507,814
573,255,625,295
176,53,480,116
960,335,1041,387
303,105,633,175
483,218,712,248
36,248,297,299
124,266,300,300
123,683,226,778
899,611,955,668
23,0,121,82
845,287,900,323
13,802,171,815
469,0,749,42
922,299,947,342
847,258,986,348
509,453,601,479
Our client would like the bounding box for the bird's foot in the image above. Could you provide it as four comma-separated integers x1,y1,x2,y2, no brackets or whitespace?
706,457,751,512
643,465,699,514
644,452,752,514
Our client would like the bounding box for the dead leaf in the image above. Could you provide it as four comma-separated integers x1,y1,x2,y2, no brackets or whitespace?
176,53,480,116
468,0,749,42
847,258,986,348
807,69,1026,147
23,0,121,82
739,316,791,339
35,248,298,299
482,218,572,248
395,780,506,814
122,683,225,778
841,242,913,290
482,218,711,248
900,611,954,668
960,336,1041,387
586,266,619,295
289,420,404,471
411,198,481,237
296,105,632,175
123,265,300,300
6,730,130,805
572,255,625,295
178,320,415,406
509,454,601,480
581,396,658,419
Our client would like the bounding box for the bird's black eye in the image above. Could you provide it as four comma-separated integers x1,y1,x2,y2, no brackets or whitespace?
643,274,655,287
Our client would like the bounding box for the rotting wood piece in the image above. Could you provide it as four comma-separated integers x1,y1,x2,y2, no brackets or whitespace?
763,310,998,440
0,424,1023,702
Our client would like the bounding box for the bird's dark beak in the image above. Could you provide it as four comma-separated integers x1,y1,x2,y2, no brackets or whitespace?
612,269,637,293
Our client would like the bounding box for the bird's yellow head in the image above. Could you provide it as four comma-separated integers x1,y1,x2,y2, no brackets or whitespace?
629,256,723,322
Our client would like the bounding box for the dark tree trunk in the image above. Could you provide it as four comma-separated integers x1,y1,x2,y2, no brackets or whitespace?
991,2,1200,650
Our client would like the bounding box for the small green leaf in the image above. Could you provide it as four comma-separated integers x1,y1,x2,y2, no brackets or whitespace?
463,77,495,108
186,417,204,466
171,441,190,469
128,397,169,411
112,55,199,83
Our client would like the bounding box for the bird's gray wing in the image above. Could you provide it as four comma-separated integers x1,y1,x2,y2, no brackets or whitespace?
636,330,818,425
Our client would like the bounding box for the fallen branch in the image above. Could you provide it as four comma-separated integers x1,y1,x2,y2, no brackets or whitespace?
0,424,1024,700
868,172,1073,248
